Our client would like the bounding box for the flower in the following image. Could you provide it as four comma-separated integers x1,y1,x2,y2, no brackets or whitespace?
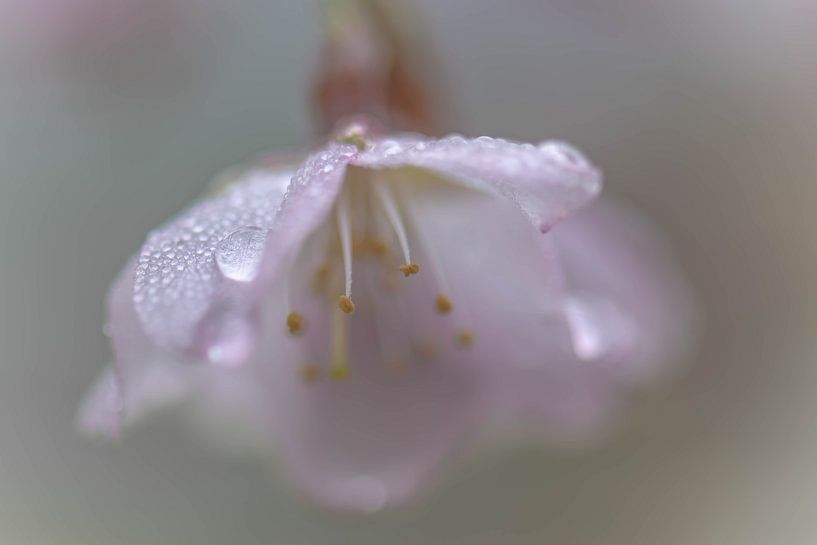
78,127,694,513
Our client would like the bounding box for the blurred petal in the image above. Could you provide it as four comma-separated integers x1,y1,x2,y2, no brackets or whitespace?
259,275,482,513
553,200,698,383
78,262,191,438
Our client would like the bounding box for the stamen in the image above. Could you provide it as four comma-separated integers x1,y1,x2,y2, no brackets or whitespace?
336,192,355,310
281,250,309,334
456,330,474,348
414,339,438,360
369,238,388,257
336,123,367,150
435,294,453,314
385,357,408,376
300,363,321,383
397,187,457,312
353,239,368,257
399,262,420,277
330,310,350,380
338,295,355,314
286,311,305,334
312,262,332,294
373,181,419,275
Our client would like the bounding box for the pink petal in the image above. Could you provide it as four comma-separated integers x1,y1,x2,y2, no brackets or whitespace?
354,135,602,232
78,261,191,438
552,199,698,384
256,289,483,513
373,179,614,442
253,262,482,512
133,167,294,360
256,143,358,286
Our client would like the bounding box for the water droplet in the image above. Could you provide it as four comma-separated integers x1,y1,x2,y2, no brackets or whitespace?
564,296,632,362
539,141,588,169
215,226,268,282
199,309,257,368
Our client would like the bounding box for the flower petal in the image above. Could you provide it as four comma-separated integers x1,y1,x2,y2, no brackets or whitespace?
354,134,602,232
256,143,358,286
388,175,567,366
133,166,294,358
77,261,191,438
553,199,699,383
256,261,482,513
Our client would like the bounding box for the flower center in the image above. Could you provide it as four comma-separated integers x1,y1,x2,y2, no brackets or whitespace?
285,173,471,382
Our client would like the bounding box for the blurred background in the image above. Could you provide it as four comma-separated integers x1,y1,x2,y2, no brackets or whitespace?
1,0,816,543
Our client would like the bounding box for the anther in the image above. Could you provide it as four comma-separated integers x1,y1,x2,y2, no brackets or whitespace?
300,363,321,383
286,311,305,334
435,294,453,313
456,330,474,348
312,262,332,293
415,339,437,360
336,123,367,150
330,364,350,381
385,357,408,376
331,309,350,380
338,295,355,314
353,239,368,257
399,262,420,277
369,238,388,257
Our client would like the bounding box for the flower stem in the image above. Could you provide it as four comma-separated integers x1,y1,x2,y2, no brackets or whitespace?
312,0,443,134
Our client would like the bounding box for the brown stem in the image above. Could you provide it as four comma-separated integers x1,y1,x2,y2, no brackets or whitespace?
311,0,443,135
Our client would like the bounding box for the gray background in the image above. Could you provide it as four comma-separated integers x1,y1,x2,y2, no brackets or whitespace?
1,1,816,543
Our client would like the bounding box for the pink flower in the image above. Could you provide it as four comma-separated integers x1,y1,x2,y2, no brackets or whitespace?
78,127,694,512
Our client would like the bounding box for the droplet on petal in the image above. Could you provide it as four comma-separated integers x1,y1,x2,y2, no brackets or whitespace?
538,141,590,170
199,309,257,368
564,295,634,362
215,226,269,282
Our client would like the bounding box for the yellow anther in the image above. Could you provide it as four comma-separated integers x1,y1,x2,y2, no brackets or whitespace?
312,262,332,293
336,126,367,150
386,357,408,376
399,262,420,277
456,330,474,348
300,363,321,383
338,295,355,314
435,294,453,314
369,238,388,257
352,239,369,257
330,309,350,380
330,364,350,381
286,311,305,334
415,339,437,360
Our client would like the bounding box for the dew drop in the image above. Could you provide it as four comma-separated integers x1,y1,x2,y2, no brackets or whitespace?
199,309,257,368
539,141,588,169
215,226,268,282
564,296,633,362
